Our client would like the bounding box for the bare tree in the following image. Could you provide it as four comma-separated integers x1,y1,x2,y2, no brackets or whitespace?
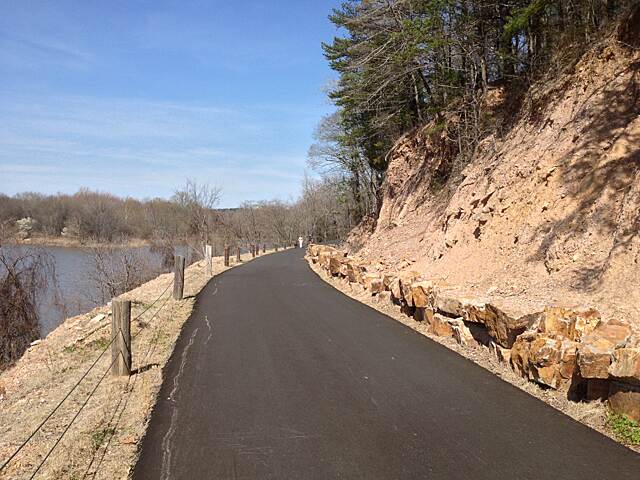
0,247,51,370
172,179,223,258
88,247,157,304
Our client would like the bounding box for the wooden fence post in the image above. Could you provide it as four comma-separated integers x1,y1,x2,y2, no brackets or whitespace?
224,245,230,266
262,244,266,254
275,244,278,252
111,299,131,376
205,245,212,277
236,246,241,262
251,244,256,258
173,255,185,300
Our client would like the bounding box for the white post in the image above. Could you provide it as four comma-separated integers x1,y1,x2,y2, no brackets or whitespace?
205,245,213,277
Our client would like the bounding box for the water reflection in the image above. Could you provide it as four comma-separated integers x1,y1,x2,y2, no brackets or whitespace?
1,245,193,336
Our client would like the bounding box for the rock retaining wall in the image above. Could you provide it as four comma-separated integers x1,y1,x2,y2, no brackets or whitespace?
308,244,640,421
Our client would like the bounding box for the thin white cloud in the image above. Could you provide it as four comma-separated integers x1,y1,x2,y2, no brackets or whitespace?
0,31,96,70
0,91,312,206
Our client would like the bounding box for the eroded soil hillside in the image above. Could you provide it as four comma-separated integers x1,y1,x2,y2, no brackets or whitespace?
349,37,640,325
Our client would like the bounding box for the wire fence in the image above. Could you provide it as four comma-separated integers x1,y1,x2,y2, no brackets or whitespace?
0,257,194,478
0,246,273,478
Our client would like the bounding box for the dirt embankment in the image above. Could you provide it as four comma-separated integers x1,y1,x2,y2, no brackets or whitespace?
350,37,640,330
0,248,282,479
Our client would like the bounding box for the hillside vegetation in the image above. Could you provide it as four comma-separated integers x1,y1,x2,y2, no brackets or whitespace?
312,0,639,226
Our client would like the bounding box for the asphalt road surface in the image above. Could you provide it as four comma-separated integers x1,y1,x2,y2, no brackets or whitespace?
133,248,639,479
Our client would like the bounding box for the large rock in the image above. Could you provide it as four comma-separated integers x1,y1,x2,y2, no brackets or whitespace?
489,342,512,365
374,291,392,305
413,307,433,323
538,307,600,341
593,319,632,346
578,337,616,379
432,293,534,348
609,347,640,383
389,277,403,303
428,313,454,338
432,292,465,317
362,273,384,294
578,320,632,379
310,244,336,258
318,251,333,269
395,272,421,306
411,281,435,308
449,319,474,347
609,381,640,422
344,261,364,284
328,256,343,276
382,274,396,289
339,262,349,277
400,278,415,307
465,303,534,348
511,332,578,390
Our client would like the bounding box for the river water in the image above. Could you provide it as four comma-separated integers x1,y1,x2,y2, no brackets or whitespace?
1,245,192,337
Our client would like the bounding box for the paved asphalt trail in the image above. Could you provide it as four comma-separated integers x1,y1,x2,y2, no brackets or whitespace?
133,248,639,479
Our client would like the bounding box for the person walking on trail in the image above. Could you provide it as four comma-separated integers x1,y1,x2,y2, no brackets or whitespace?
298,236,303,248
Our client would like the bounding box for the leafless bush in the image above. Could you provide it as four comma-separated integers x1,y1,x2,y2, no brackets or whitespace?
0,247,52,370
88,247,158,304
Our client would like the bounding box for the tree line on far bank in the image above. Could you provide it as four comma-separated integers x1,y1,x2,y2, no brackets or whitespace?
0,176,354,252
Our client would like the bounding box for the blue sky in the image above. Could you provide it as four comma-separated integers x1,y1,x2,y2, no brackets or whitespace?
0,0,341,207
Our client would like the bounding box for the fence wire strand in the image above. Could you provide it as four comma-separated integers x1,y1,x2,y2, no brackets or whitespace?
0,257,209,477
0,333,117,473
28,353,119,479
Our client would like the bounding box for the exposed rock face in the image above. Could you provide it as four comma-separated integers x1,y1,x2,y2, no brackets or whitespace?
307,244,640,419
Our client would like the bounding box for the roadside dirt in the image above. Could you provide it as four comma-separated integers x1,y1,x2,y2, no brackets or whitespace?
0,249,282,479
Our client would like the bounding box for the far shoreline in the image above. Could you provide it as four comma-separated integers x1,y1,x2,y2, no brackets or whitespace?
2,235,152,249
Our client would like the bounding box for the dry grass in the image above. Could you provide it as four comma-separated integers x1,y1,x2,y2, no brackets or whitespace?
8,236,151,249
307,257,640,454
0,249,284,479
